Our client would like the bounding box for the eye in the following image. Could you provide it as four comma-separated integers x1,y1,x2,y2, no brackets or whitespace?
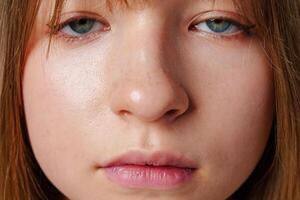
60,17,108,37
192,18,246,35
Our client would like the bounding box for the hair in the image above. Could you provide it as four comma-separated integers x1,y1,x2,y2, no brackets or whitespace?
0,0,299,199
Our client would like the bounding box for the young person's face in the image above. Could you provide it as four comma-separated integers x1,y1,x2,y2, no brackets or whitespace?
23,0,274,199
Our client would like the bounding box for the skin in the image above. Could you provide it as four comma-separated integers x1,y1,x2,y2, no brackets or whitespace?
23,0,274,199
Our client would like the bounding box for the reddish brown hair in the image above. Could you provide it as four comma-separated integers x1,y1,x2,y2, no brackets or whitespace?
0,0,299,199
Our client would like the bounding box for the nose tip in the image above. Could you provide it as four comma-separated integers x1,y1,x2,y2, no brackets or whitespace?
110,78,189,123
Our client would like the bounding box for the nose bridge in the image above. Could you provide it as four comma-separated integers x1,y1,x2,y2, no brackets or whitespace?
109,12,189,123
120,11,173,86
125,12,166,67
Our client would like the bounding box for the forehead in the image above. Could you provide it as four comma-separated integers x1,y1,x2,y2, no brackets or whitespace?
58,0,226,12
61,0,152,12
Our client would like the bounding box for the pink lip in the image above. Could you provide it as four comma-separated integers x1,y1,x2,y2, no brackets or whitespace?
100,151,198,189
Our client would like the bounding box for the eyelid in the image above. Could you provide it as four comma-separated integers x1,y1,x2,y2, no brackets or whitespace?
190,10,254,25
193,18,245,28
47,11,110,34
188,10,255,35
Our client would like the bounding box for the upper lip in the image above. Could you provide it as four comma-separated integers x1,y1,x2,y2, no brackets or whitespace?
100,150,198,169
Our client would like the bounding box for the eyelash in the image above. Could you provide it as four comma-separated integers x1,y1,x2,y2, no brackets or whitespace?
48,14,255,44
48,16,110,43
189,18,255,39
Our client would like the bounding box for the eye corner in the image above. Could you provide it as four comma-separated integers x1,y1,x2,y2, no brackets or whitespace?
187,24,197,32
187,19,203,32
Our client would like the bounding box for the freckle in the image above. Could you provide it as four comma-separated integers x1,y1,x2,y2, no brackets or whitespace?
130,90,141,102
139,50,146,62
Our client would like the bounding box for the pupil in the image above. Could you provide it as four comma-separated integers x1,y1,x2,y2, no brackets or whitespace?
213,19,224,24
78,19,88,25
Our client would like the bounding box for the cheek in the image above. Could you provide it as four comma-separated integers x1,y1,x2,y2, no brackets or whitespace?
22,40,114,186
180,37,274,193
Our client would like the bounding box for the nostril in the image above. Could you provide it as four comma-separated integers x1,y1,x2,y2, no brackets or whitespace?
119,110,130,116
165,109,179,119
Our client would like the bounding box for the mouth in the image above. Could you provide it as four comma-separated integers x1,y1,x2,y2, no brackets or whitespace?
99,151,198,189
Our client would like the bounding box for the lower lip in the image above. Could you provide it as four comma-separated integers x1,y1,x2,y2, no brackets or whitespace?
104,165,194,189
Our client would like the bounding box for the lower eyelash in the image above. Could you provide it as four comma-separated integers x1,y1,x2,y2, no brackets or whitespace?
46,16,111,44
190,22,255,41
47,22,111,44
47,17,256,44
54,31,103,44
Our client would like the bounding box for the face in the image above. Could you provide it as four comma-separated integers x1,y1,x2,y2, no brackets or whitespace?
23,0,274,199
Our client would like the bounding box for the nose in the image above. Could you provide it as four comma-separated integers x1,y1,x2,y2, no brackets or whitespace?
110,74,190,123
109,17,189,123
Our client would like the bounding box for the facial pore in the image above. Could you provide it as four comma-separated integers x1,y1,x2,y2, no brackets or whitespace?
23,0,274,199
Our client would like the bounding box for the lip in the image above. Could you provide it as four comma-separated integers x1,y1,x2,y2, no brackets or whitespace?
99,150,198,189
101,151,198,168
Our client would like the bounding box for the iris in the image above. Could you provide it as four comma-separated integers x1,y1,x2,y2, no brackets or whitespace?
68,18,95,34
206,19,232,33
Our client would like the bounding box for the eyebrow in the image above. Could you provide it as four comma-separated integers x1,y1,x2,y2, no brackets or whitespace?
104,0,150,12
54,0,152,16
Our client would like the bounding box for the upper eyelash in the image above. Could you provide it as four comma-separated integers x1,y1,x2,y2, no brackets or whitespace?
47,15,109,34
46,16,110,44
49,19,84,34
46,13,256,44
50,20,254,37
190,17,256,35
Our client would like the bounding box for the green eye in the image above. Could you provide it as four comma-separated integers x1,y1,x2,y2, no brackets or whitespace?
206,19,232,33
68,18,95,34
60,17,106,37
194,18,242,34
